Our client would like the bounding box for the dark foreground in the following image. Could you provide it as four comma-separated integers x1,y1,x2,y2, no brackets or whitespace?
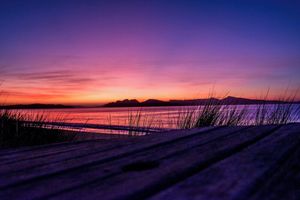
0,124,299,200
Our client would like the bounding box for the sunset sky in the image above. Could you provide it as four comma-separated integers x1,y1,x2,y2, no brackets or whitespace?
1,0,300,105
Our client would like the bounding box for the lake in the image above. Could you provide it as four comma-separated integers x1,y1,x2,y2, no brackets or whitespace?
12,104,300,134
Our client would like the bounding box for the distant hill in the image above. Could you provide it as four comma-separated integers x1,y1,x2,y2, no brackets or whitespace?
103,99,140,107
0,104,76,109
2,97,298,109
141,99,171,107
103,96,299,107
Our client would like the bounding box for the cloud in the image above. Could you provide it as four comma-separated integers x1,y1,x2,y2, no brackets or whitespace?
0,90,70,99
0,69,99,100
14,70,93,84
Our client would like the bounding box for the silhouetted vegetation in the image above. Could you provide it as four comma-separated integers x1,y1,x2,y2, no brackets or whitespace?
0,110,76,147
175,91,299,129
254,91,300,125
125,109,164,135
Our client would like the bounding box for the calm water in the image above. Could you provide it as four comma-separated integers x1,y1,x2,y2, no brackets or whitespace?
17,106,188,128
15,104,300,130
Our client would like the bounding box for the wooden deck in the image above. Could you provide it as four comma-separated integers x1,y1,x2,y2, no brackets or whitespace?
0,124,299,200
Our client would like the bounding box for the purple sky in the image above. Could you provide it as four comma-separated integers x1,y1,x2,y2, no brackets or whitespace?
0,0,300,104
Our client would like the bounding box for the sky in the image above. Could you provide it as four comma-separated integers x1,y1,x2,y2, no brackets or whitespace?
0,0,300,105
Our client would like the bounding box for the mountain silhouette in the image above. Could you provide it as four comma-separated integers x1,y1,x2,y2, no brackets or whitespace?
103,96,297,107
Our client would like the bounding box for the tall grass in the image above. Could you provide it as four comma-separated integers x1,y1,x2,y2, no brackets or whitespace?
106,109,170,134
121,109,164,135
175,107,196,129
175,90,299,129
175,91,247,128
176,103,249,128
254,90,270,125
219,105,248,126
0,110,77,147
127,110,143,135
254,90,299,125
193,99,223,127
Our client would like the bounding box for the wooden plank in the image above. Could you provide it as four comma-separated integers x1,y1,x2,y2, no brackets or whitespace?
0,130,140,160
0,140,126,165
0,126,276,200
0,138,104,156
249,145,300,200
0,127,214,170
149,124,300,200
0,127,216,188
0,126,239,199
0,131,133,157
0,132,149,163
0,137,120,157
0,127,213,164
0,139,124,163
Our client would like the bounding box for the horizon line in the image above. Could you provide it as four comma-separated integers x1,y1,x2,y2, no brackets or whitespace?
2,95,300,107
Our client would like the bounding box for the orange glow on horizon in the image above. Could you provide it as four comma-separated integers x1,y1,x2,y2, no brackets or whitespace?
1,81,299,105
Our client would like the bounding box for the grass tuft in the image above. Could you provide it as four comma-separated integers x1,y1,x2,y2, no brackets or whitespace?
254,90,299,125
219,105,248,126
0,110,76,147
176,89,299,129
